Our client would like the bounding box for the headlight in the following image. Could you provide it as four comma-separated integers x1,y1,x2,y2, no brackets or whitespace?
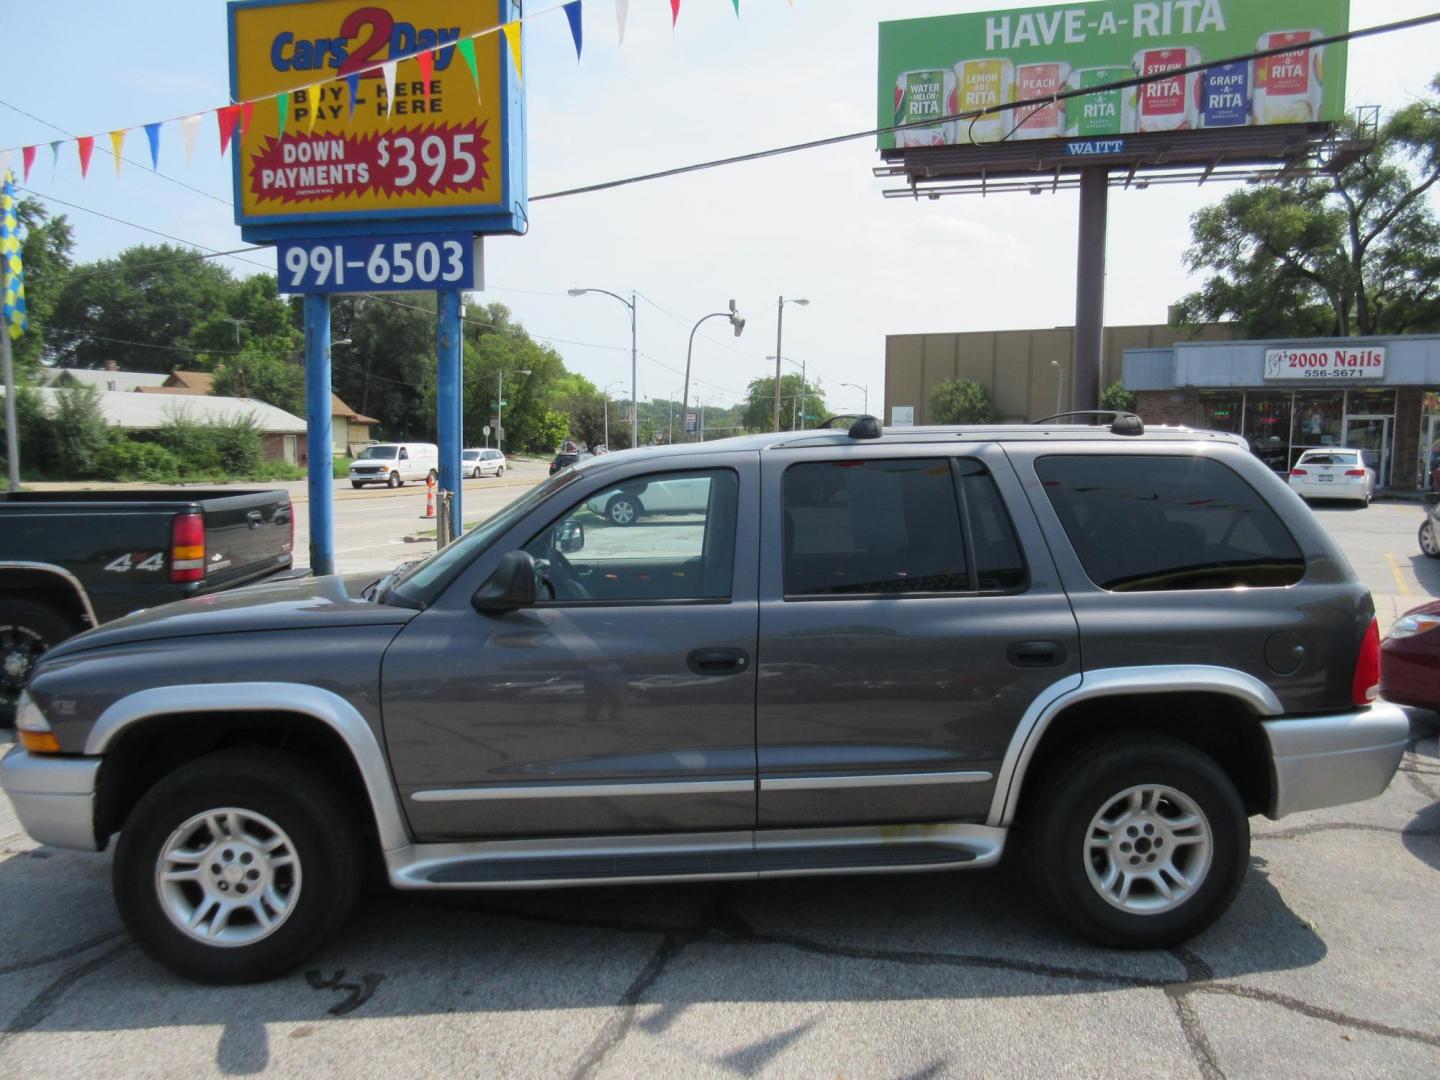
1388,613,1440,639
15,692,61,754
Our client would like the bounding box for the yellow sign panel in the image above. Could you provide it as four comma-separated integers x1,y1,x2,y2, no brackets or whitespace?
229,0,515,231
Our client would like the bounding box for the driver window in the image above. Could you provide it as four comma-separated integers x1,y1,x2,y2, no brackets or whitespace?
399,448,410,461
523,469,738,604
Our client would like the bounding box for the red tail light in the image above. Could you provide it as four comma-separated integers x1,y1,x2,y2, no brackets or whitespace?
1351,617,1380,705
1289,467,1308,476
170,511,205,583
1344,469,1366,476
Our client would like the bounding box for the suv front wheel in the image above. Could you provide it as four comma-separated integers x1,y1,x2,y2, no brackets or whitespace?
113,748,362,984
1025,733,1248,948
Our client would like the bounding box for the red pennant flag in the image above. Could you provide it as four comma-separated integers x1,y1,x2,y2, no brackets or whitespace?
670,0,680,25
416,50,434,107
21,145,36,181
240,101,255,137
76,135,95,177
217,105,241,156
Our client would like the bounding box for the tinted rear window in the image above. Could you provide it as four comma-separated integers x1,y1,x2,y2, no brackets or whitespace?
1035,455,1305,592
1297,452,1358,466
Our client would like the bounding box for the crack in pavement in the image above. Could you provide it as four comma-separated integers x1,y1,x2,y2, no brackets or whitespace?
0,941,132,1052
0,930,126,978
568,933,684,1080
1255,820,1440,842
1166,947,1226,1080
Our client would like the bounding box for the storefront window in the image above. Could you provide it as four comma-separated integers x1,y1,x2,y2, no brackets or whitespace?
1290,392,1344,466
1346,388,1396,417
1197,392,1242,434
1422,392,1440,491
1243,392,1293,474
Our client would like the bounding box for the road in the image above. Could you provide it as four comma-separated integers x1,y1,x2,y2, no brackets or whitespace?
0,495,1436,1077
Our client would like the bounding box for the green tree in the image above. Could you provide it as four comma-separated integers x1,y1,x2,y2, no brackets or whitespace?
48,244,235,370
741,374,828,433
1174,97,1440,338
329,293,437,440
929,378,997,424
0,383,48,478
1101,381,1137,412
212,343,305,415
9,197,74,377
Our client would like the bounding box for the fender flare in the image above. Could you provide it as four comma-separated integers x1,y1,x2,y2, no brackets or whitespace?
987,665,1283,827
86,682,410,852
0,561,98,627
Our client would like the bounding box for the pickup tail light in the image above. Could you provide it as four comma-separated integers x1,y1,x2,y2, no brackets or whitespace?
1344,469,1367,477
1351,617,1381,705
170,510,206,583
1289,467,1308,476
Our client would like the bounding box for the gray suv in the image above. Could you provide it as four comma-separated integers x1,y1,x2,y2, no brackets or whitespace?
2,418,1408,983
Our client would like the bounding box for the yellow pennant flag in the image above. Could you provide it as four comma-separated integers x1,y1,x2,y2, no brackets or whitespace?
305,82,322,133
109,129,126,175
501,22,523,82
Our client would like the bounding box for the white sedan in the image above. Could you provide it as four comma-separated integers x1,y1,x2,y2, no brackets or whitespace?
587,476,709,526
1288,448,1375,505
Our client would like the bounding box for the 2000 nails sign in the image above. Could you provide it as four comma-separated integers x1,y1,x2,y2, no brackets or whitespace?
229,0,515,226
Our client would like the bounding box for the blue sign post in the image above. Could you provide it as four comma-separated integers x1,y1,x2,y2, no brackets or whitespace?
229,0,526,573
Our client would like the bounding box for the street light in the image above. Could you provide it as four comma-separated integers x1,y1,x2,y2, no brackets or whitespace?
683,300,746,442
841,382,869,416
768,354,808,431
774,297,809,432
1050,360,1064,417
498,368,531,454
600,380,623,450
570,288,637,449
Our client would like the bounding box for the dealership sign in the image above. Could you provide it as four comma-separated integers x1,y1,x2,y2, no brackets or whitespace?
228,0,525,242
1264,346,1386,382
879,0,1350,151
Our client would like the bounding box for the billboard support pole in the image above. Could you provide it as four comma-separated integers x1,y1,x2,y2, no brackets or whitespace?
437,289,464,539
303,294,334,576
1073,166,1108,413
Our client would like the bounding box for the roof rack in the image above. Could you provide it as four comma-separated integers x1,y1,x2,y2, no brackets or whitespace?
1032,410,1145,437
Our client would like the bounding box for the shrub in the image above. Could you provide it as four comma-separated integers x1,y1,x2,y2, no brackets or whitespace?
93,439,183,483
1102,380,1137,413
156,408,222,475
208,413,263,475
928,378,998,424
47,384,111,478
0,384,48,479
332,455,354,480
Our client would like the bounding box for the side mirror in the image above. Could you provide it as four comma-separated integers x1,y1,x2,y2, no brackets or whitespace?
556,520,585,553
472,550,537,613
1425,492,1440,509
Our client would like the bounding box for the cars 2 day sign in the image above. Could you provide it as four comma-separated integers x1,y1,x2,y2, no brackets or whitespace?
228,0,525,241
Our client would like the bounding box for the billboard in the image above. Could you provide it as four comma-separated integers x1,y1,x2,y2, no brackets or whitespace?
879,0,1350,151
228,0,525,242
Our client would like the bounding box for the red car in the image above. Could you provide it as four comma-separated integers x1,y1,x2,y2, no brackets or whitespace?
1380,600,1440,710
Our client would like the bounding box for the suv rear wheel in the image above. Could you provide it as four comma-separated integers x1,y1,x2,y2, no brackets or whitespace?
1420,521,1440,559
113,748,362,984
1024,733,1247,948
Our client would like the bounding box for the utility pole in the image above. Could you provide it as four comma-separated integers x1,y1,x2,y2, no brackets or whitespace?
772,296,809,432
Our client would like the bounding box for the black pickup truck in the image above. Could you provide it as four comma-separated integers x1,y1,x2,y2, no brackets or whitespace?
0,489,294,716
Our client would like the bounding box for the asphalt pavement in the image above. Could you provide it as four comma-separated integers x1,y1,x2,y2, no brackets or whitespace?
0,493,1436,1078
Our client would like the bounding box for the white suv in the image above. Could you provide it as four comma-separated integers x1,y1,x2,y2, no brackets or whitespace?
463,448,506,478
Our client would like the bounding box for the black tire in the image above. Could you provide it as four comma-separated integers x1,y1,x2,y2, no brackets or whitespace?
0,598,80,721
471,467,482,479
495,465,504,478
1421,521,1440,559
1022,733,1248,949
387,471,401,489
351,481,364,489
113,748,362,984
606,494,641,527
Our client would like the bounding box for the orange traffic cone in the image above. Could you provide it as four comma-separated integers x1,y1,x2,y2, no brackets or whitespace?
420,475,436,519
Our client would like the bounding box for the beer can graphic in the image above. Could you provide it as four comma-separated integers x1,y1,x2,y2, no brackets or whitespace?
1012,62,1070,141
1198,61,1252,128
1065,66,1130,137
953,58,1015,143
1253,30,1325,124
894,69,956,147
1129,47,1199,132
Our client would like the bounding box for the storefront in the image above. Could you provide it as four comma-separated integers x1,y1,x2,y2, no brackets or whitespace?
1125,335,1440,492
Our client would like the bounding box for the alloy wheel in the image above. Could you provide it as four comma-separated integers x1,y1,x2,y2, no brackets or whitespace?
1084,784,1213,915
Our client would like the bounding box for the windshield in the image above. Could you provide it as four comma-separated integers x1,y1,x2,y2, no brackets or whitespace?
390,468,586,604
358,445,399,461
463,450,480,460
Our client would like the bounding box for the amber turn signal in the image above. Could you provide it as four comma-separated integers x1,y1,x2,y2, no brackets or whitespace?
19,730,61,754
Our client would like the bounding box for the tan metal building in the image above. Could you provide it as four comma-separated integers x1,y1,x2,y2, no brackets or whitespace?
884,321,1237,425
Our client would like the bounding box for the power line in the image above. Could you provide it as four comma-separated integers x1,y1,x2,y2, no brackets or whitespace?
531,12,1440,203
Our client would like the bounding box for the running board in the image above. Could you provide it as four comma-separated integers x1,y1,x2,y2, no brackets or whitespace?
384,822,1007,890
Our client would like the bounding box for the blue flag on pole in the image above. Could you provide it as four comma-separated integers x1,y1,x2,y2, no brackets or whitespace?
0,172,27,340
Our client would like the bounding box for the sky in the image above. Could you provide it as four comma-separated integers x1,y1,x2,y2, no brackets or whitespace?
4,1,1440,416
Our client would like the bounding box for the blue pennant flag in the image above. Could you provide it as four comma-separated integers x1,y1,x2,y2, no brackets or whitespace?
144,122,163,170
1,172,28,340
564,1,583,60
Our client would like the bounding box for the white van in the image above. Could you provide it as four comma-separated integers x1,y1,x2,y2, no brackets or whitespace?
348,443,439,489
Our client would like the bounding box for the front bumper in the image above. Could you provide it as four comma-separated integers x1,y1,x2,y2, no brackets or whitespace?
1262,703,1409,819
0,746,102,851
